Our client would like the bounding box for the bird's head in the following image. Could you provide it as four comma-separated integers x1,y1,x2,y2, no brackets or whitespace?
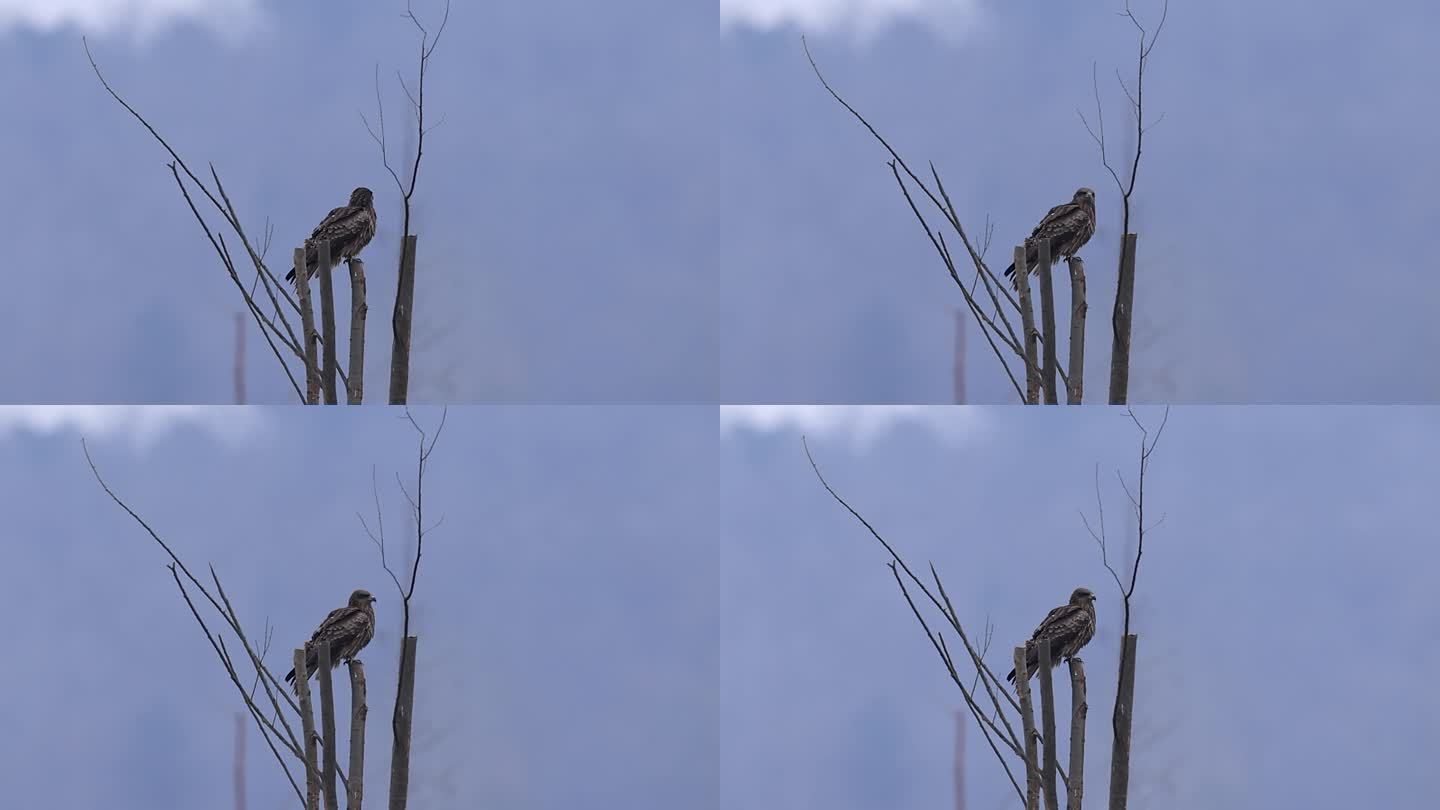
1069,587,1097,607
1074,187,1096,204
349,187,375,207
348,588,378,607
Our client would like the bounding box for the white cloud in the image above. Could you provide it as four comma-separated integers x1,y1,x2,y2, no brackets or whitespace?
0,406,263,448
720,0,985,41
720,405,985,447
0,0,262,40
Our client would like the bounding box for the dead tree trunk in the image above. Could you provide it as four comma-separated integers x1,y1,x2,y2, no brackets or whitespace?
318,244,339,405
347,259,368,404
1066,258,1087,404
388,235,418,405
295,648,321,810
388,636,419,810
348,661,369,810
317,645,339,810
1067,659,1088,810
1036,240,1058,405
1013,247,1041,405
1014,647,1041,810
294,249,321,405
1108,634,1138,810
1037,645,1059,810
1108,234,1138,404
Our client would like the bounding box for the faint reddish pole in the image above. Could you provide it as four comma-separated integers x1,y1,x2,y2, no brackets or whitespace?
234,712,246,810
233,312,247,405
953,309,968,404
954,710,967,810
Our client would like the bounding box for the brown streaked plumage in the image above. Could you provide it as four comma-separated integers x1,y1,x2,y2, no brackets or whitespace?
1005,587,1097,684
284,588,377,693
285,187,377,288
1003,188,1097,290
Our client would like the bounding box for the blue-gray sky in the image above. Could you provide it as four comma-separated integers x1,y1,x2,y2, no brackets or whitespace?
0,0,715,403
720,1,1440,403
721,405,1440,809
0,406,717,809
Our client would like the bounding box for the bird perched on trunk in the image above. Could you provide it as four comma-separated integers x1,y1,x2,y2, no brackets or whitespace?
1002,188,1096,291
1005,587,1097,684
285,187,377,289
285,588,378,693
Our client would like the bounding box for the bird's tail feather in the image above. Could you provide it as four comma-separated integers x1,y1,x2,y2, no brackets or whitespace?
284,259,315,289
284,242,324,289
286,655,319,694
1005,654,1044,685
1007,265,1030,292
1005,248,1041,291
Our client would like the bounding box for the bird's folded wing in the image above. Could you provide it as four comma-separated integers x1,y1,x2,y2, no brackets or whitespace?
1032,204,1086,239
1030,604,1081,640
309,605,360,644
310,205,358,241
1029,202,1073,236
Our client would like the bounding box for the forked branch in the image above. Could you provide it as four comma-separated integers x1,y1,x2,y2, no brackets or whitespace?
1076,0,1168,404
360,0,451,405
805,437,1094,806
804,36,1043,403
354,407,447,810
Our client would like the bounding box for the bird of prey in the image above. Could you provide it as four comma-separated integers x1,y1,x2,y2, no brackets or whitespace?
284,187,378,289
284,588,378,693
1005,587,1097,684
1002,188,1097,291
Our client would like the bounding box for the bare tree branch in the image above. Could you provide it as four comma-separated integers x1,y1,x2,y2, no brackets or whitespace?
169,567,305,805
354,407,446,810
86,40,335,402
89,439,383,808
805,436,1069,805
362,0,451,405
1076,406,1170,810
809,1,1167,405
1078,0,1169,404
1083,407,1169,635
807,416,1172,808
804,37,1055,404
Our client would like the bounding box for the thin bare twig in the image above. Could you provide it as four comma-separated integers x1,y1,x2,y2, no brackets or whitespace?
361,0,451,405
86,39,314,401
1075,406,1169,810
804,36,1053,404
1076,0,1168,405
1081,407,1169,633
806,436,1063,801
890,565,1025,806
355,406,446,810
171,568,305,805
86,440,331,805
